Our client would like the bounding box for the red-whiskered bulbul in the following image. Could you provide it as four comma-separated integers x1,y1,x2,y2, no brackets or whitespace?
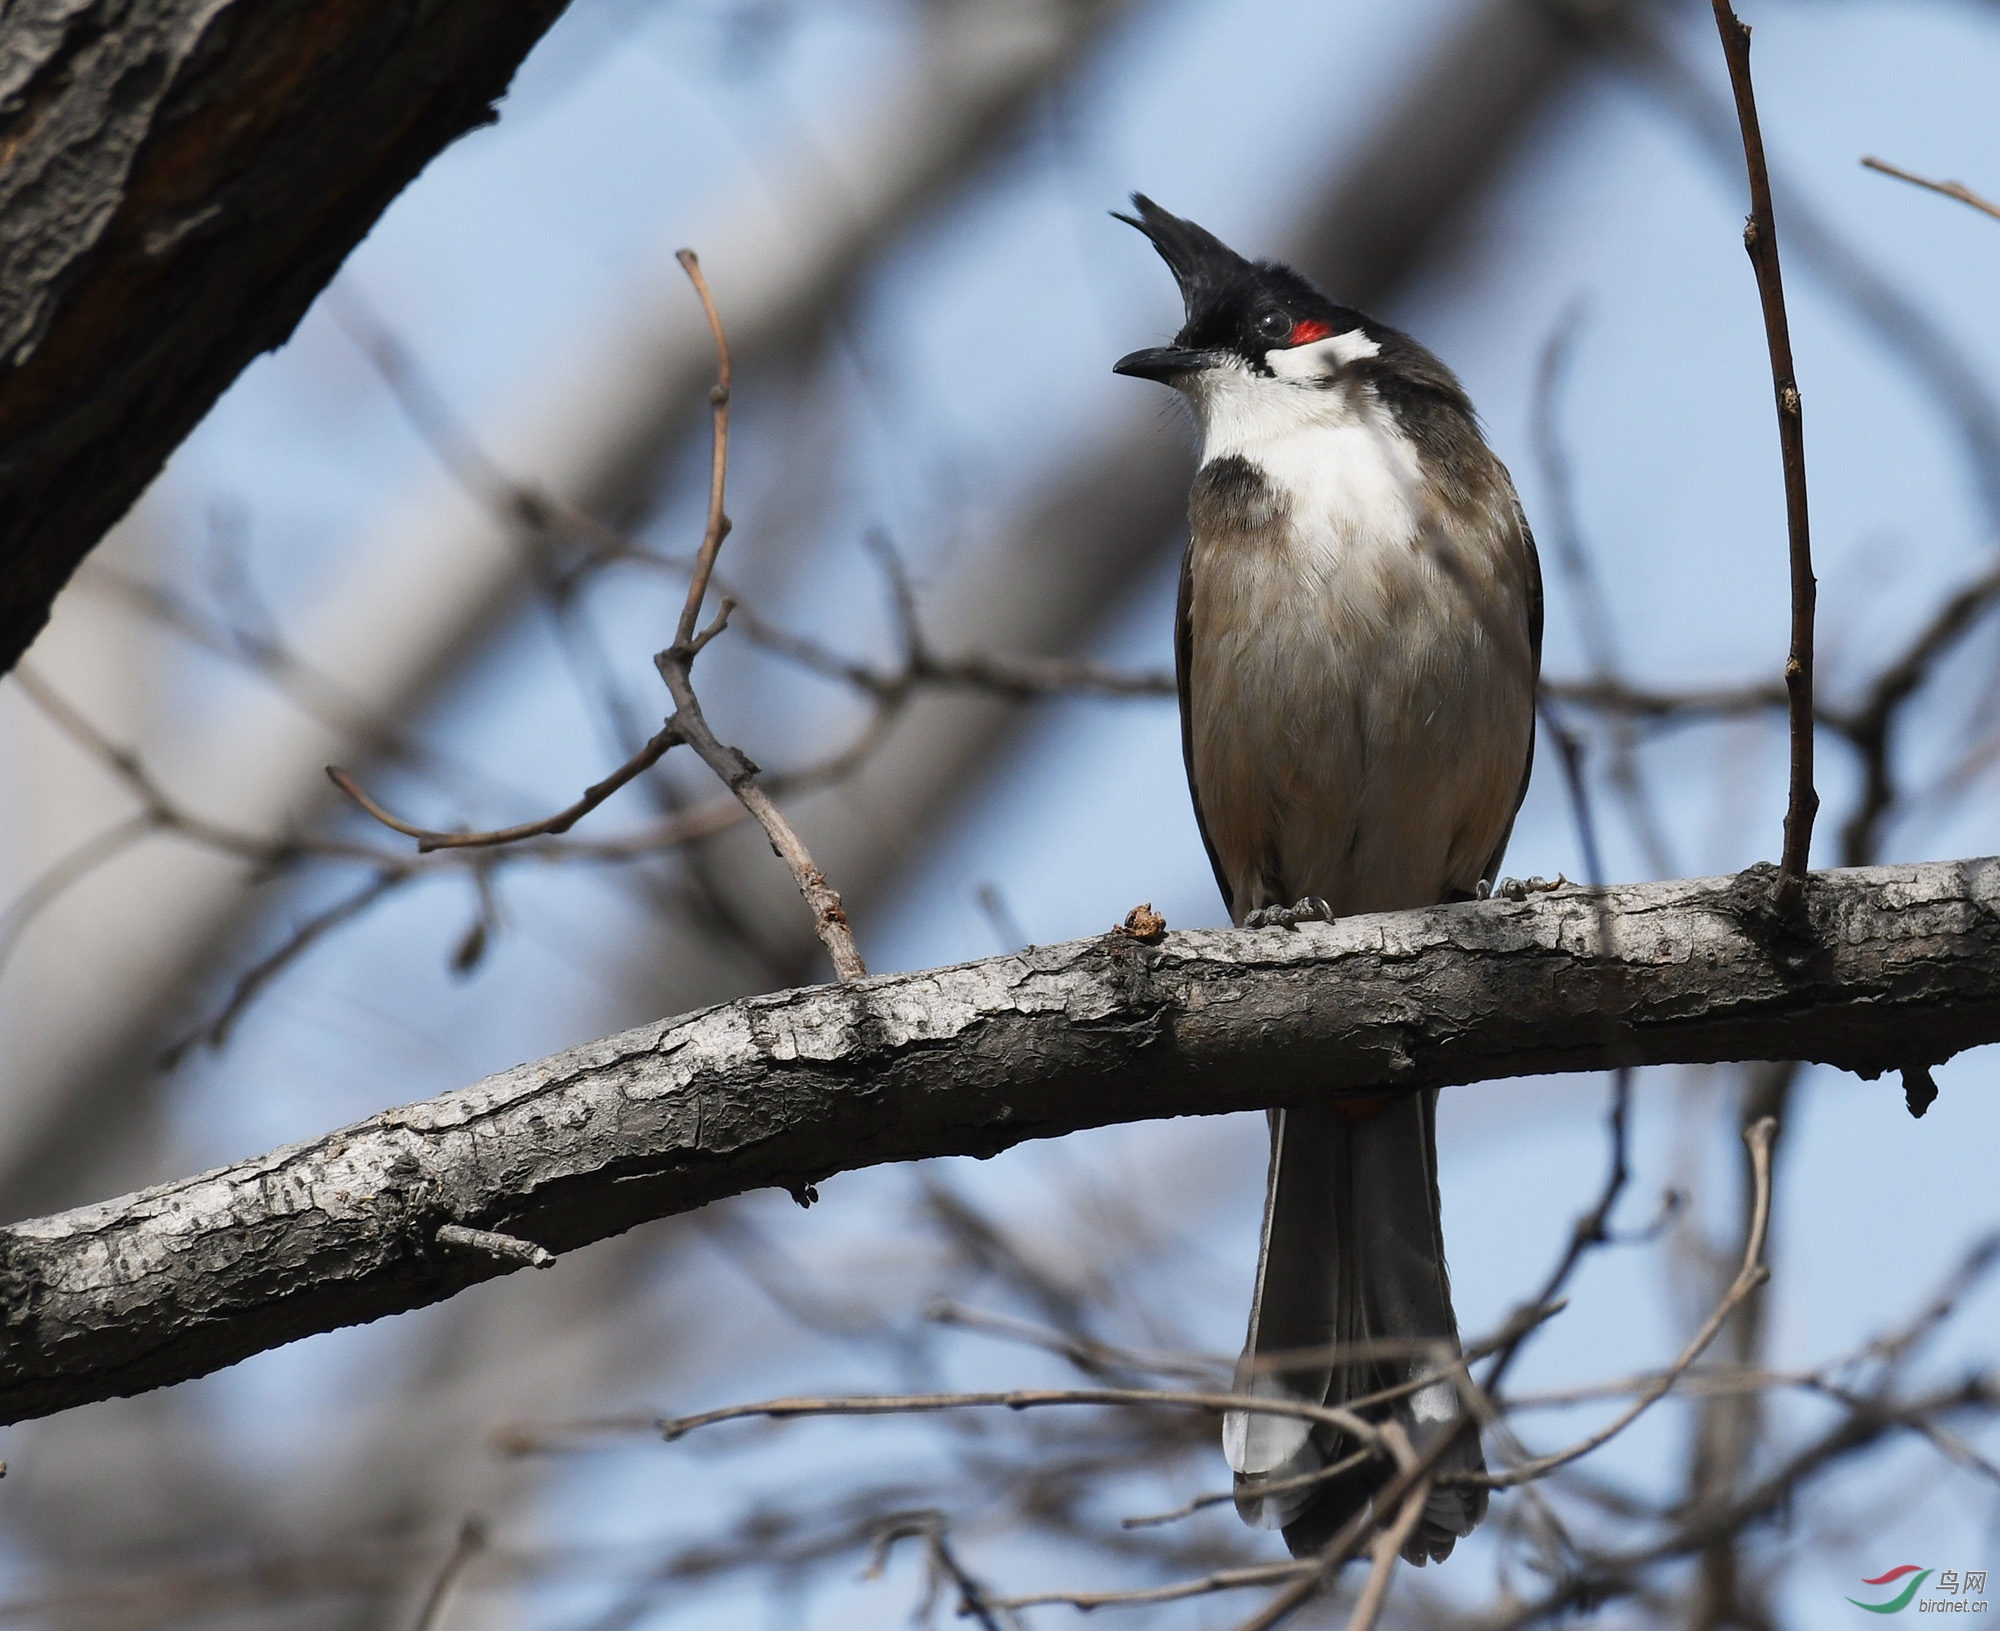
1112,195,1540,1564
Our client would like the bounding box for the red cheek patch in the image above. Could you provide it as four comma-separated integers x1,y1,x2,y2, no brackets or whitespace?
1287,319,1333,346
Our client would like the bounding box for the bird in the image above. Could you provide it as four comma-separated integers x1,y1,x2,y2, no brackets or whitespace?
1111,195,1540,1565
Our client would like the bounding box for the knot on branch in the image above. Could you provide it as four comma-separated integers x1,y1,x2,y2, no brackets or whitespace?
1901,1063,1939,1119
1724,860,1820,944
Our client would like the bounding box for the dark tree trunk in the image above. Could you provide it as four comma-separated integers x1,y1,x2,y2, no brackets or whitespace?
0,0,571,673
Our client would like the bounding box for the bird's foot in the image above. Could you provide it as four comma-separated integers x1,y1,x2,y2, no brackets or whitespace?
1244,897,1333,929
1477,873,1568,903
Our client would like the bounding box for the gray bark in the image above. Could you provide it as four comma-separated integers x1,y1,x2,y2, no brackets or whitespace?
0,0,572,675
5,856,1994,1424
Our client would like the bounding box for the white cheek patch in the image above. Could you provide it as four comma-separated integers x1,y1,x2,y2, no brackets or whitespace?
1265,329,1380,380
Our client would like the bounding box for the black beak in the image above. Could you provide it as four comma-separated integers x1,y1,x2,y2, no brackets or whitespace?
1113,345,1220,382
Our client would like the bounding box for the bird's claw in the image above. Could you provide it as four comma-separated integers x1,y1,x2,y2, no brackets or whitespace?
1245,896,1333,929
1477,873,1568,903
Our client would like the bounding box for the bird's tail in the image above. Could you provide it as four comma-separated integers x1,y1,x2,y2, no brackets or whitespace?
1223,1092,1488,1565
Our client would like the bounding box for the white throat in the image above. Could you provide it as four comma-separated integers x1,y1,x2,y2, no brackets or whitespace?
1182,336,1425,547
1182,331,1386,467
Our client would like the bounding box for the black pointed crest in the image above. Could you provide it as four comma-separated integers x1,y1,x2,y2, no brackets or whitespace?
1112,194,1257,322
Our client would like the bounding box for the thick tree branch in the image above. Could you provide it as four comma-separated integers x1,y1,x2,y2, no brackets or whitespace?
3,857,1997,1425
0,0,572,674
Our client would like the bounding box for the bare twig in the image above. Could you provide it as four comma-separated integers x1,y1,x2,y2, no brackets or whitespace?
12,666,341,870
653,1386,1386,1450
652,251,867,982
1711,1,1818,908
160,868,408,1064
925,1302,1229,1384
1834,558,2000,864
1862,155,2000,225
325,722,680,852
991,1560,1310,1613
410,1517,488,1631
1478,1117,1778,1488
1483,1071,1633,1396
1343,1474,1430,1631
0,813,153,985
1120,1446,1377,1531
671,250,735,651
323,252,871,977
867,1513,1019,1631
1224,1420,1445,1631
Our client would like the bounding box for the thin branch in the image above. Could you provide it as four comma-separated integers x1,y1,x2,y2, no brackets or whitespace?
672,250,734,650
325,722,680,853
0,812,153,985
1711,1,1818,908
410,1517,487,1631
652,1387,1388,1451
12,665,388,870
866,1513,1019,1631
1835,557,2000,864
1343,1474,1430,1631
1483,1070,1633,1397
1225,1417,1456,1631
991,1560,1310,1613
160,868,408,1065
1478,1117,1777,1488
1538,675,1788,730
1121,1446,1377,1531
79,560,450,773
1862,155,2000,225
926,1302,1229,1384
326,255,868,977
652,251,866,982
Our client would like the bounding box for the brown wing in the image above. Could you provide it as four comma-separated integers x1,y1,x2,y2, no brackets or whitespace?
1177,541,1234,919
1475,500,1545,889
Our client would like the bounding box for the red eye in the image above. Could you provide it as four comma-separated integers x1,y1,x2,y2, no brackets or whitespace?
1288,319,1332,346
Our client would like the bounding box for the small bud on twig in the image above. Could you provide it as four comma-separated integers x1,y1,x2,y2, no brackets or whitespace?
1115,903,1166,943
437,1222,555,1269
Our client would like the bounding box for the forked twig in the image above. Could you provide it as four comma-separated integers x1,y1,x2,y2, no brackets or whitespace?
1119,1301,1566,1531
1476,1117,1779,1488
1711,1,1818,909
1225,1421,1430,1631
652,251,867,980
324,724,679,852
160,868,407,1064
326,252,868,979
1343,1475,1430,1631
